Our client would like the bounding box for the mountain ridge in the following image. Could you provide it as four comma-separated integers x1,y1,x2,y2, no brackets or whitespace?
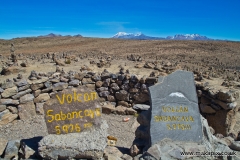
112,32,213,40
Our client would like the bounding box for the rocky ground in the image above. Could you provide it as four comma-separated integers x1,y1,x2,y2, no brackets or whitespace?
0,37,240,159
0,114,138,154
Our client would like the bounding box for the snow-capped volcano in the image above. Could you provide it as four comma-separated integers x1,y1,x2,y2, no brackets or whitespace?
112,32,212,41
112,32,164,40
166,34,211,40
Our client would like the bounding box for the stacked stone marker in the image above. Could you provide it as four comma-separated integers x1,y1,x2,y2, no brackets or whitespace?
39,87,108,159
148,70,203,145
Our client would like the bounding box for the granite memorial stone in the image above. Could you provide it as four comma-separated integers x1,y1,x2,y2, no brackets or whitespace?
43,87,101,134
148,70,203,145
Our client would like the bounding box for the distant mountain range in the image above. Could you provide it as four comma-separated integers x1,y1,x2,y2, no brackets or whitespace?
8,32,222,41
38,33,83,38
112,32,212,40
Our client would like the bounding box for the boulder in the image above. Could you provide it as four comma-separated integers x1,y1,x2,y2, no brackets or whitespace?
38,120,108,159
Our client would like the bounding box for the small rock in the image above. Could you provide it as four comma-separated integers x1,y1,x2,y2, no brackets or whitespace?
99,91,110,97
200,104,216,114
0,109,18,126
104,146,123,160
19,94,34,104
28,77,49,85
33,93,50,103
30,83,44,91
14,79,28,87
125,108,137,115
18,84,30,92
36,103,44,115
115,90,129,101
12,88,32,99
0,138,8,155
52,82,68,91
133,93,149,103
97,87,108,92
95,81,103,88
1,81,15,89
115,106,127,115
130,145,140,157
85,84,95,89
107,95,116,102
0,99,19,105
118,101,129,107
33,89,41,97
69,80,80,86
133,104,150,110
121,154,133,160
4,140,21,159
102,104,116,114
82,78,94,85
145,77,157,84
217,90,239,103
7,106,18,114
1,86,18,98
18,101,36,120
0,105,6,112
229,141,240,151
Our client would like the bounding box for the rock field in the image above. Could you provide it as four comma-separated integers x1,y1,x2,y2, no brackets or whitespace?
0,37,240,159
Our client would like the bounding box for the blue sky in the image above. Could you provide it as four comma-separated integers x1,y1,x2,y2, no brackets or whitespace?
0,0,240,41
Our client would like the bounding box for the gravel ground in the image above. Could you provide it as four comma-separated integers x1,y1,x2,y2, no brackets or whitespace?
0,113,139,149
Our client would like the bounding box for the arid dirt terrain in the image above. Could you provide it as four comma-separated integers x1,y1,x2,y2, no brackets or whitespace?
0,36,240,159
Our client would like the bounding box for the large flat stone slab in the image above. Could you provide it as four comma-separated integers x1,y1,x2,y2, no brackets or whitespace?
38,120,108,159
148,70,203,145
